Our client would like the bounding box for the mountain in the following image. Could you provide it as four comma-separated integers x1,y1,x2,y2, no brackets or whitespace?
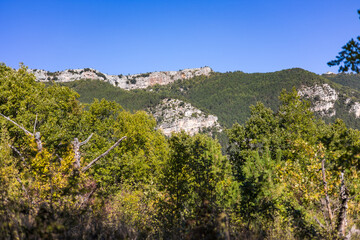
40,67,360,135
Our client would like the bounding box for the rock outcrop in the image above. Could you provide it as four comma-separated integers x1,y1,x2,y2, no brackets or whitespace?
29,67,213,90
298,84,338,117
149,98,221,136
350,102,360,118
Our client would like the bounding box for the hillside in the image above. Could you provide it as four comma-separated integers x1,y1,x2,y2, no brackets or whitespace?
57,68,360,130
323,72,360,91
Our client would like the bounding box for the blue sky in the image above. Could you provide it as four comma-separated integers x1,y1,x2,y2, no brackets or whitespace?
0,0,359,75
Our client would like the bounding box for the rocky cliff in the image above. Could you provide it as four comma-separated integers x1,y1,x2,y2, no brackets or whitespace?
29,67,213,90
298,83,360,119
298,84,338,117
148,98,221,136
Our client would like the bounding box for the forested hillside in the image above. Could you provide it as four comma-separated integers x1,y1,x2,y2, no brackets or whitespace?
1,64,360,239
323,73,360,91
60,68,360,129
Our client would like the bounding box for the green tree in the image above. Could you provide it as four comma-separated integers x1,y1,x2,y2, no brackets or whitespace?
328,10,360,73
160,132,238,239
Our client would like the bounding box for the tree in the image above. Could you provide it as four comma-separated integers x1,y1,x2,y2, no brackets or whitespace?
227,89,360,239
159,132,238,239
328,10,360,73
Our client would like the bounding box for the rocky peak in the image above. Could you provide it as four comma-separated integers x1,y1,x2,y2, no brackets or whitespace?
29,67,213,90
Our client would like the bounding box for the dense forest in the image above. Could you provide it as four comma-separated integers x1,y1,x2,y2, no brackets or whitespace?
1,63,360,239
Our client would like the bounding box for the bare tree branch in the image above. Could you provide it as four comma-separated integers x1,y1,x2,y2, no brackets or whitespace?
33,114,38,135
346,225,360,240
0,113,42,152
72,133,93,169
82,136,126,172
15,176,30,200
0,113,32,136
72,138,81,169
79,133,93,147
337,172,349,238
78,185,97,209
314,216,325,229
34,132,42,152
9,144,25,163
322,158,334,226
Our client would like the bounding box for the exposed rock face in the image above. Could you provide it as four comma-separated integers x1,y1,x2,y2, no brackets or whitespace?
29,67,213,90
350,102,360,118
298,84,338,117
149,98,221,136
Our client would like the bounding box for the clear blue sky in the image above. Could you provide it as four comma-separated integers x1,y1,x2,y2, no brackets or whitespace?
0,0,359,75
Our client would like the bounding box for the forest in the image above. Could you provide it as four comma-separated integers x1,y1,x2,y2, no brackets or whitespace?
1,63,360,239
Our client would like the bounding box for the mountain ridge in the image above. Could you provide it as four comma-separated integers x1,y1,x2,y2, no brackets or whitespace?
28,66,213,90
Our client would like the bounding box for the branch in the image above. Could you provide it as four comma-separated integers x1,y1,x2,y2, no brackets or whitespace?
346,225,360,240
33,114,38,135
79,185,97,208
9,144,25,163
79,133,93,147
16,176,30,201
321,158,334,226
336,172,349,238
0,113,32,136
82,136,126,172
0,113,42,152
314,216,325,229
72,133,93,169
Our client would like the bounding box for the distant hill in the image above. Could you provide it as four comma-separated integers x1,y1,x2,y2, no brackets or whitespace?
55,68,360,131
323,73,360,91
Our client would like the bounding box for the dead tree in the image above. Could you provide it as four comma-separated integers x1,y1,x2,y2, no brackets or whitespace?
318,159,358,239
72,133,93,169
337,172,349,238
0,113,126,172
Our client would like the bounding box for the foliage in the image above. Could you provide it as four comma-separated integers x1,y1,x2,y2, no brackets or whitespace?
56,79,165,112
1,63,360,239
323,72,360,91
328,10,360,73
227,89,360,239
159,132,239,239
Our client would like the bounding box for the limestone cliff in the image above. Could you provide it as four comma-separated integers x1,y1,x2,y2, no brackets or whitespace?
298,83,360,120
29,67,213,90
148,98,221,137
298,84,338,117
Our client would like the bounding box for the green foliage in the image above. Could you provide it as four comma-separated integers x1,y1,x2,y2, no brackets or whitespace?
159,132,238,239
0,64,170,238
58,79,165,112
227,89,360,239
323,72,360,91
327,10,360,73
2,62,360,239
